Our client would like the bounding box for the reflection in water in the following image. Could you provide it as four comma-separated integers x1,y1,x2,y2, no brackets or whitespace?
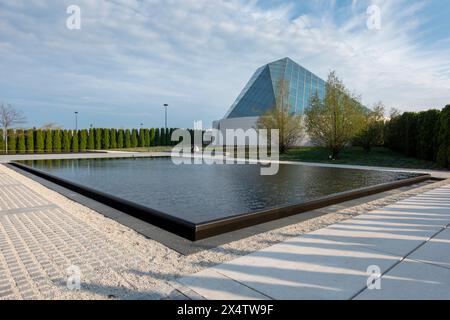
24,158,420,224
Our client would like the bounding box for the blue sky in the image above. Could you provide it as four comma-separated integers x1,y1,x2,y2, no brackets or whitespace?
1,0,450,129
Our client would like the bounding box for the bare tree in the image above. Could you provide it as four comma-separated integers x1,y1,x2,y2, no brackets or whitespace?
0,103,26,154
257,80,304,153
41,122,63,130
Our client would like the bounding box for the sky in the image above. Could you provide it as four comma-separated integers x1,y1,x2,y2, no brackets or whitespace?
0,0,450,129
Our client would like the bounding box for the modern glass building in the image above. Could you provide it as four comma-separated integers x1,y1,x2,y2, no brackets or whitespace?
214,57,326,145
224,57,326,119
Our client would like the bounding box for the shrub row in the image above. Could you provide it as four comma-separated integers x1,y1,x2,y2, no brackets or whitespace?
0,128,178,154
384,105,450,168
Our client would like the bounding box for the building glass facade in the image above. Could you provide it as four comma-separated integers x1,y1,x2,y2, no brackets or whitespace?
224,58,326,119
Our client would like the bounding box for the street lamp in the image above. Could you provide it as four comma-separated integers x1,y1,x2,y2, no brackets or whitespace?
163,104,168,129
74,112,79,130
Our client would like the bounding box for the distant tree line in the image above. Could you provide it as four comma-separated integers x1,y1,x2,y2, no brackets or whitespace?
384,105,450,169
0,127,179,154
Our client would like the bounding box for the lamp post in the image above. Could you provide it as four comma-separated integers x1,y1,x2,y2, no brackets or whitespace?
163,104,168,129
74,112,79,131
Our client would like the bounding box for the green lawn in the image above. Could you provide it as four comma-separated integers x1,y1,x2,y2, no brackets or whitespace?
109,146,174,153
280,147,441,170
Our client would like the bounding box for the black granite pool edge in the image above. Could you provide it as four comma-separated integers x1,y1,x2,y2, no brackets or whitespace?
10,161,431,241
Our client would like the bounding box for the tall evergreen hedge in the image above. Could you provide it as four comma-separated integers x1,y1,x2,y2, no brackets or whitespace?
102,128,110,149
124,129,131,148
88,128,95,150
26,129,34,153
110,129,117,149
35,129,44,153
0,129,4,154
131,129,138,148
71,130,79,152
44,130,53,153
95,128,102,150
53,130,62,153
17,130,26,154
79,129,88,151
117,129,124,149
7,129,16,153
62,130,71,152
437,105,450,168
139,128,145,147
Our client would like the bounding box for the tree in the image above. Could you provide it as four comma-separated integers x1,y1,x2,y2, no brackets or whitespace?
139,128,145,147
79,130,88,151
437,105,450,168
44,130,53,153
41,122,62,130
417,110,441,161
88,128,95,150
257,80,304,153
150,128,155,146
353,102,386,152
35,129,44,153
95,128,102,150
305,71,365,159
144,129,150,147
26,129,34,153
17,130,26,154
71,130,79,152
7,129,16,154
124,129,131,148
154,128,160,146
110,129,117,149
102,128,110,149
0,103,26,154
53,130,62,153
131,129,138,148
117,129,124,149
0,129,4,154
62,130,71,152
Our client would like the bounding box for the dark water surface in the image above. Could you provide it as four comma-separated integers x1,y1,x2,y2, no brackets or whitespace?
22,158,420,224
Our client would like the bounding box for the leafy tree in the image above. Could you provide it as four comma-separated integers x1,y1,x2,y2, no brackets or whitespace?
26,129,34,153
79,129,88,151
437,105,450,168
95,128,102,150
35,129,44,153
17,130,26,154
88,128,95,150
131,129,138,148
102,128,110,149
62,130,71,152
52,130,62,153
44,130,53,153
353,103,386,152
117,129,124,149
124,129,131,148
71,130,79,152
110,129,117,149
305,71,365,159
257,80,305,153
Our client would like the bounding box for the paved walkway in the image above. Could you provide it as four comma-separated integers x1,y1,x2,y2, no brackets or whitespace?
180,185,450,300
0,164,174,300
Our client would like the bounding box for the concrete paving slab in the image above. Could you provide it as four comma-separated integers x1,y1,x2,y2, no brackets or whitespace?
407,228,450,269
202,237,401,300
179,269,270,300
355,259,450,300
307,191,450,257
